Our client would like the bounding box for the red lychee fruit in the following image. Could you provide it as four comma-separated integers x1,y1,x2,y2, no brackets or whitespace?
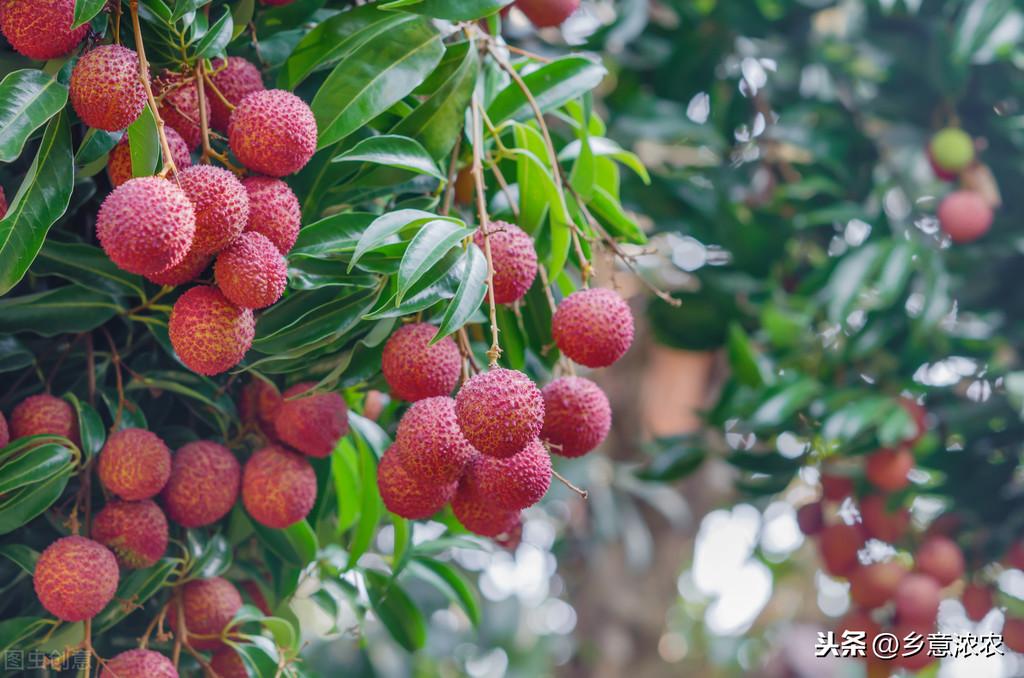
899,397,927,446
515,0,580,27
929,127,974,175
865,448,913,492
451,481,521,538
849,560,908,610
239,378,282,439
100,649,178,678
176,165,250,255
473,221,537,304
938,190,993,244
820,473,854,501
394,396,475,484
214,232,287,309
155,73,209,151
455,368,544,459
0,411,8,448
229,89,317,177
928,146,959,182
0,0,87,60
894,630,937,672
962,583,993,622
381,323,462,402
168,577,242,650
552,288,635,368
796,501,824,536
242,176,301,255
1007,541,1024,569
168,286,255,376
463,440,552,511
835,608,880,646
33,536,118,622
859,494,910,543
495,516,523,551
242,445,317,528
10,393,78,443
209,649,248,678
70,45,146,131
97,428,172,501
240,580,272,615
377,445,456,520
97,177,196,275
274,383,349,458
914,535,964,587
817,523,865,577
894,573,941,625
161,441,241,528
1003,617,1024,653
107,127,192,188
91,499,169,569
453,168,474,205
209,57,265,131
363,389,385,422
0,186,6,218
540,376,611,457
144,244,211,287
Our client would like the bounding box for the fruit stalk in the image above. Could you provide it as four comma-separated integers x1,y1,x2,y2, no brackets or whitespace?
129,0,179,176
469,92,502,367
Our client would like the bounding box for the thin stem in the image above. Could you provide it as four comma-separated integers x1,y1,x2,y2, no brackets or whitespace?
100,328,125,431
440,133,462,217
196,62,214,164
552,468,588,499
470,94,502,367
484,155,519,219
536,263,558,314
130,0,178,176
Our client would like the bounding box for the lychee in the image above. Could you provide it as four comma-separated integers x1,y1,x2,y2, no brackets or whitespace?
209,649,248,678
363,389,385,422
849,561,908,610
914,535,964,587
1004,617,1024,653
209,57,265,131
214,232,287,309
865,448,913,492
228,89,317,177
540,376,611,457
859,494,910,543
242,445,317,528
835,609,880,646
515,0,580,27
455,368,544,459
274,383,349,458
962,583,993,622
451,481,520,538
238,378,282,439
161,441,241,528
938,190,993,244
97,177,196,275
155,73,209,151
144,244,211,287
91,499,169,569
0,0,87,60
894,630,937,672
453,167,474,205
894,573,941,625
0,411,8,448
395,396,475,484
820,473,853,501
0,186,6,218
381,323,462,402
462,440,552,511
552,288,635,368
377,445,456,520
796,501,824,536
107,127,192,187
495,516,523,551
97,428,172,501
242,176,301,255
10,393,78,443
168,286,255,375
176,165,250,255
240,580,272,615
33,536,118,622
70,45,146,131
474,221,537,304
1007,540,1024,569
100,649,178,678
168,577,242,650
929,128,974,174
817,523,865,577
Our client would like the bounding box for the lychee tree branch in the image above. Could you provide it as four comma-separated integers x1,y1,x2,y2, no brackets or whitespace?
470,93,502,367
195,62,244,174
129,0,178,177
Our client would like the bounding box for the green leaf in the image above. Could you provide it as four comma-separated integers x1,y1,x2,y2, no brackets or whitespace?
0,70,68,163
94,558,178,632
559,137,650,184
391,515,412,575
349,209,459,271
251,518,319,567
64,393,105,459
381,0,512,20
727,323,767,388
0,617,52,656
397,220,474,301
194,8,233,59
747,378,821,431
0,544,39,574
291,212,375,258
127,104,161,178
185,532,233,579
434,243,487,340
230,0,254,38
635,441,706,481
331,134,444,179
35,241,145,298
588,185,646,245
347,433,382,570
364,569,427,652
824,242,887,325
0,464,73,535
75,128,121,167
0,285,122,337
0,443,74,494
408,557,480,626
487,56,607,124
73,0,108,27
332,438,360,533
0,335,33,373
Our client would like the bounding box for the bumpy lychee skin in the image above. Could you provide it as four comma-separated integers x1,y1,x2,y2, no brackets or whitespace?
108,127,192,188
242,445,317,528
552,288,635,368
452,481,520,538
97,428,172,500
242,176,301,255
162,441,241,528
33,536,119,622
70,45,147,131
168,286,255,376
210,649,248,678
97,177,196,275
215,232,287,309
382,323,462,402
817,523,865,577
455,369,545,459
395,396,475,484
473,221,538,304
91,500,169,569
938,190,993,244
929,127,974,174
915,535,965,587
168,577,242,650
176,165,250,255
100,649,178,678
516,0,580,28
540,376,611,458
144,244,211,287
10,394,78,443
274,383,349,458
0,411,8,448
378,445,456,519
229,89,317,177
155,73,209,151
464,440,552,511
865,447,913,492
209,57,265,131
0,0,87,60
239,379,283,439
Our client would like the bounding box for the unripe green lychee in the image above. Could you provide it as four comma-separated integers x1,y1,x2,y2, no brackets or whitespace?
242,176,301,255
865,447,913,492
108,127,192,188
209,57,265,131
33,536,119,622
894,573,940,625
0,0,87,60
962,583,993,622
91,499,169,569
97,177,196,275
210,649,248,678
144,244,211,287
176,165,250,255
70,45,147,131
914,535,964,587
100,649,178,678
463,439,552,511
515,0,580,28
215,232,287,309
238,379,283,439
938,190,993,244
849,560,908,610
155,73,209,151
228,89,317,177
451,481,520,538
796,501,824,536
274,383,349,458
929,128,974,174
540,376,611,458
455,369,544,459
817,523,865,577
97,428,172,501
168,577,242,650
10,393,78,443
0,411,8,448
859,494,910,543
382,323,462,402
168,286,255,376
395,396,475,484
552,288,635,368
473,221,537,304
161,441,241,528
242,445,317,528
378,445,456,519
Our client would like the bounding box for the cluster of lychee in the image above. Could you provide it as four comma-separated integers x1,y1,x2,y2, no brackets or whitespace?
929,127,997,245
